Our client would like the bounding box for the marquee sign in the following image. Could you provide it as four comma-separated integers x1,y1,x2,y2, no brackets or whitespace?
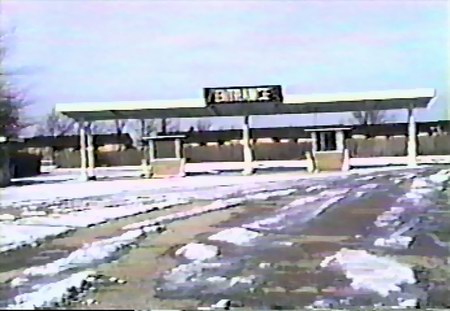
204,85,283,105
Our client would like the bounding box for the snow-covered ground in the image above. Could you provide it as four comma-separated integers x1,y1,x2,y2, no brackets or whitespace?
2,167,447,256
8,270,96,309
1,167,315,254
0,199,187,253
21,229,145,278
1,165,425,204
242,188,349,232
373,170,450,249
320,248,416,298
123,189,296,231
1,169,309,309
0,224,73,253
2,170,303,204
1,166,449,309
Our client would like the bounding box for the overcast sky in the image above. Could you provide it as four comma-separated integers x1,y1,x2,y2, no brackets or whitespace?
1,0,449,131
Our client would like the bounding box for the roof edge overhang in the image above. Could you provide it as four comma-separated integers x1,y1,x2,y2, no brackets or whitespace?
55,88,437,120
283,88,436,105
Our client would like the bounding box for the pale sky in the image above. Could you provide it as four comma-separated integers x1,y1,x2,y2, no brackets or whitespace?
1,0,449,132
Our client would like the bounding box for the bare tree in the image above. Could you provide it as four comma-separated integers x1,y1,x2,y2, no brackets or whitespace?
144,119,158,135
85,120,127,136
113,119,127,136
89,121,112,135
0,89,27,137
163,118,181,133
195,118,212,132
350,110,391,125
117,119,158,147
34,108,76,136
131,119,158,137
0,33,29,138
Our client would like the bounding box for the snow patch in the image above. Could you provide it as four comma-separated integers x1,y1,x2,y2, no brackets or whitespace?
207,276,227,283
355,191,366,198
124,189,295,231
175,243,219,262
429,174,450,184
356,176,376,181
8,270,96,309
123,198,244,231
281,196,322,211
374,207,405,228
244,188,296,200
410,178,429,189
320,248,415,297
1,199,185,254
243,193,347,231
360,183,379,190
374,236,413,249
0,214,17,221
0,224,72,253
428,170,450,186
19,229,144,278
305,185,327,193
208,227,261,245
16,198,189,229
10,277,29,288
212,299,231,309
163,262,223,285
21,210,47,217
397,298,418,308
229,275,256,287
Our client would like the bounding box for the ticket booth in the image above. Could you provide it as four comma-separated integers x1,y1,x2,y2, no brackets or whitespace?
142,135,186,178
304,127,351,172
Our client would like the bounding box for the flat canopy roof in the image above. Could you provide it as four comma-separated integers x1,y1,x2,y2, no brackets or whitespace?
304,127,352,132
142,135,186,140
55,88,436,121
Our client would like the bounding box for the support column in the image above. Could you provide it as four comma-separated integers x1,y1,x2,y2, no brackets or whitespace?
86,122,96,180
308,131,318,173
175,138,185,177
79,121,88,181
336,130,345,152
242,115,254,175
175,138,182,159
146,139,156,179
149,139,156,162
140,120,147,154
140,120,150,178
407,107,418,167
319,132,326,152
311,131,318,153
161,118,167,135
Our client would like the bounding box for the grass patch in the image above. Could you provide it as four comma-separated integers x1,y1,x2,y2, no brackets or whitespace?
291,235,351,244
274,259,322,271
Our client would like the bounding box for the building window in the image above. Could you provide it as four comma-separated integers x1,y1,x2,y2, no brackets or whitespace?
317,131,337,151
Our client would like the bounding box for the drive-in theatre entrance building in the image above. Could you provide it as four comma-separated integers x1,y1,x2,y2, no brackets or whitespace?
56,86,436,180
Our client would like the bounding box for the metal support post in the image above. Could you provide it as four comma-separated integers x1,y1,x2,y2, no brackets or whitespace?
242,115,254,175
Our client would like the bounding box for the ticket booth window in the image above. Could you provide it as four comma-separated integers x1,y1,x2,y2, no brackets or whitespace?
317,131,337,151
155,140,177,158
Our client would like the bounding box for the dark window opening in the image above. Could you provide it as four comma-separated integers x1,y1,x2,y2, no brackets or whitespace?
154,140,176,159
317,131,337,151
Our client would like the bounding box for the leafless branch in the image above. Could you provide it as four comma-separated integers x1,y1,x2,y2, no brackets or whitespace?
195,118,212,132
350,110,392,125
